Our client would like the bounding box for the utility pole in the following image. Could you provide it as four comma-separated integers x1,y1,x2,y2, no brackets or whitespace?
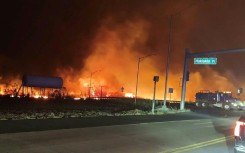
163,15,173,108
100,86,104,98
162,0,207,110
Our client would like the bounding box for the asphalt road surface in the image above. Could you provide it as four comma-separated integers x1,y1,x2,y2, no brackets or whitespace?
0,108,243,153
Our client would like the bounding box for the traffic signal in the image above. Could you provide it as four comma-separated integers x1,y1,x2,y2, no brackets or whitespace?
153,76,159,82
238,87,243,96
186,71,190,81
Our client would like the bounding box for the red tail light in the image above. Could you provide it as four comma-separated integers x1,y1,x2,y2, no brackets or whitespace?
235,121,245,137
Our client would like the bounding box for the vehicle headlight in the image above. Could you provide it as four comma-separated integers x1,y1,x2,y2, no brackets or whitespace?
232,103,238,106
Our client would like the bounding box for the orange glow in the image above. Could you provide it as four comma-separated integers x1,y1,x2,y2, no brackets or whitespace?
125,93,134,98
0,19,242,101
0,84,3,95
57,19,155,99
74,97,81,100
32,95,48,99
55,18,241,101
33,95,41,99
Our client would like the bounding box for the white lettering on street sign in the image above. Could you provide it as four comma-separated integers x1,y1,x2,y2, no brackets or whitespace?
194,58,217,65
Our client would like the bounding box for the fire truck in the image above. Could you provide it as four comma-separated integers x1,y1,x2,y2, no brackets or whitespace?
195,90,243,110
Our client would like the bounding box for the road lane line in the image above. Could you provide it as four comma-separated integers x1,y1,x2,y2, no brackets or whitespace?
160,135,233,153
82,119,202,129
137,120,201,125
172,137,233,153
194,121,212,125
203,125,214,128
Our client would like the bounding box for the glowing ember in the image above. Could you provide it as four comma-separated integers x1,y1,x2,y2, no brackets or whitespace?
33,95,41,99
83,82,89,87
74,97,81,100
125,93,134,98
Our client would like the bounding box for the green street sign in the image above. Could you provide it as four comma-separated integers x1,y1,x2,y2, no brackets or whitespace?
194,57,217,65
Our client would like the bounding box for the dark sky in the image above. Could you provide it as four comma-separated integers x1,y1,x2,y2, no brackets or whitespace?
1,0,245,97
0,0,200,77
1,0,111,76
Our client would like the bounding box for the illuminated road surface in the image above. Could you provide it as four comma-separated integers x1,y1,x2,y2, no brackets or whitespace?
0,112,239,153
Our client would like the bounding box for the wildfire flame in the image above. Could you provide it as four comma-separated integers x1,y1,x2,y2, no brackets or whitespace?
125,93,134,98
56,18,242,101
0,17,243,101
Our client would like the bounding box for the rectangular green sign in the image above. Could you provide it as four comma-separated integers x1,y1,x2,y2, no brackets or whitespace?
194,58,217,65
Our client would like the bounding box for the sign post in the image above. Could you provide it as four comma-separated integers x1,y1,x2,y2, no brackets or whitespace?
152,76,159,114
168,88,173,103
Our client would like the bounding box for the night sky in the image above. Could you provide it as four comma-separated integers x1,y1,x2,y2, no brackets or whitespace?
0,0,167,76
1,0,245,99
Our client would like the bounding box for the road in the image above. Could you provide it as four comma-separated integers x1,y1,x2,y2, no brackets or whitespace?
0,109,243,153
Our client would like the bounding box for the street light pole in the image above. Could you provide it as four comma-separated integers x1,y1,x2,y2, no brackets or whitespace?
134,58,140,105
135,54,156,105
135,58,140,105
89,70,101,98
89,73,92,98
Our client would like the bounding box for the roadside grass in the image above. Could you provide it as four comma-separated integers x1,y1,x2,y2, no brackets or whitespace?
0,97,191,120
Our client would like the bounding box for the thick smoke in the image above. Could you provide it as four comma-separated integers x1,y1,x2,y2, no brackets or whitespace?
1,0,245,100
185,0,245,99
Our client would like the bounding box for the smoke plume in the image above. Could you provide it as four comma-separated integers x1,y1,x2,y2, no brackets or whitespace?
1,0,245,100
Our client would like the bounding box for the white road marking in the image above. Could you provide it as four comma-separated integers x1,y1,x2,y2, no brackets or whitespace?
194,121,212,125
203,125,214,128
136,119,202,125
